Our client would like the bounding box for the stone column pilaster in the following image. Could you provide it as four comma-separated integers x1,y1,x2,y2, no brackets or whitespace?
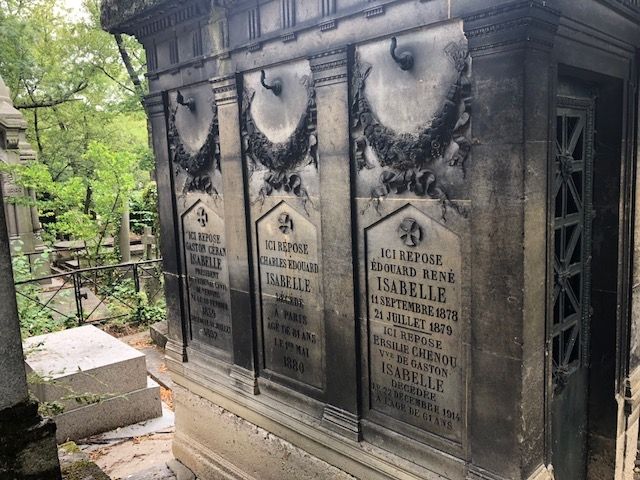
212,75,259,394
310,48,361,441
145,91,188,363
462,2,559,479
0,82,61,479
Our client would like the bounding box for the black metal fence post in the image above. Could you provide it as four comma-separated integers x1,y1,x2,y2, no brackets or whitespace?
72,272,86,325
133,262,140,293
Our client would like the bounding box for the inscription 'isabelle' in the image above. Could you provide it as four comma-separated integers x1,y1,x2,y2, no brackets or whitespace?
367,212,464,443
258,208,325,390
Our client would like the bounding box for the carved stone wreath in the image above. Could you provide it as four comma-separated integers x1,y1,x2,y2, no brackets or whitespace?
241,76,318,213
168,100,221,195
352,41,472,217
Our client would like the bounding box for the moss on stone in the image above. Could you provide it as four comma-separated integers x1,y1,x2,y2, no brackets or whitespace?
58,441,80,454
61,460,110,480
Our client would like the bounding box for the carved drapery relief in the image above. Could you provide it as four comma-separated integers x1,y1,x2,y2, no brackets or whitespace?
241,76,318,214
168,99,221,195
352,41,472,217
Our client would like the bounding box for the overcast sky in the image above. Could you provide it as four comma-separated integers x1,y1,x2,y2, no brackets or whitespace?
58,0,89,22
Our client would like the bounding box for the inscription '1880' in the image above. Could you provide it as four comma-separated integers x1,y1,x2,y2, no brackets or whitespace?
366,207,463,442
258,204,324,389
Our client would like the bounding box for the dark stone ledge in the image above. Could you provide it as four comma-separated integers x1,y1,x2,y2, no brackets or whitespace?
100,0,238,33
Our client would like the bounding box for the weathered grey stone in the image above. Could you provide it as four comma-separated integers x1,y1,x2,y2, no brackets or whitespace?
101,1,640,479
0,76,49,270
150,320,169,348
167,458,196,480
0,108,60,476
24,325,162,442
54,378,162,443
0,176,28,411
24,325,148,411
58,442,110,480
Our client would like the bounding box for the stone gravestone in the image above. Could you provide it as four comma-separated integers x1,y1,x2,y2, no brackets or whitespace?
0,77,49,276
0,76,60,479
101,2,640,480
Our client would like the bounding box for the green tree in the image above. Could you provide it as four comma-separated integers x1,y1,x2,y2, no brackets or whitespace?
0,0,154,266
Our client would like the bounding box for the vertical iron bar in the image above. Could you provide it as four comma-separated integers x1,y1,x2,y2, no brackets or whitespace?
133,263,140,293
73,273,84,325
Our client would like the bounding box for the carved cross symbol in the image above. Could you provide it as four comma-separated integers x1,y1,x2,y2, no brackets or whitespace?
196,207,209,228
398,217,422,247
278,212,294,234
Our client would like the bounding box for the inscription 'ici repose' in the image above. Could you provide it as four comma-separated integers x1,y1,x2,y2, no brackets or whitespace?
184,206,232,354
259,210,324,389
367,215,463,442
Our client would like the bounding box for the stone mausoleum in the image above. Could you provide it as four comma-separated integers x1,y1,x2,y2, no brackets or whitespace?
0,77,48,273
102,1,640,479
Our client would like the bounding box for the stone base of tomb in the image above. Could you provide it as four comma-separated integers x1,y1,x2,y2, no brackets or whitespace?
171,370,553,480
0,400,61,480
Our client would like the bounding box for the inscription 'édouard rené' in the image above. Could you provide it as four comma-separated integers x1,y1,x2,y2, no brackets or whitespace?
367,213,463,443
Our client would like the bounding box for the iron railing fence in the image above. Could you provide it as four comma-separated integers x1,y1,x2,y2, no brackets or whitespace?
14,259,164,327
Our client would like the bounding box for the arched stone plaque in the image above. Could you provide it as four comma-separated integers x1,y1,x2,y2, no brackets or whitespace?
182,201,232,355
257,201,324,389
366,204,463,442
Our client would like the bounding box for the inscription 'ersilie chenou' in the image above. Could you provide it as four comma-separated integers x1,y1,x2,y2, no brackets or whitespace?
367,214,463,442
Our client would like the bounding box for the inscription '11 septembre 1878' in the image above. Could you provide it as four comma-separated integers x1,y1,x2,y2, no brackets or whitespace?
366,206,463,442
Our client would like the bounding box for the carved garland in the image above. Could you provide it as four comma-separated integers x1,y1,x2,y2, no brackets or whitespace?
241,76,318,213
168,100,221,195
352,41,472,217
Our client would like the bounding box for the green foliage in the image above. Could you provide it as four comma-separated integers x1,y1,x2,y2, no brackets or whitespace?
130,181,158,234
0,0,155,266
1,0,164,338
11,241,73,337
108,278,166,326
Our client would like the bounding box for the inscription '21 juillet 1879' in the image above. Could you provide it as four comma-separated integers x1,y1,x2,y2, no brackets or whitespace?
367,205,463,442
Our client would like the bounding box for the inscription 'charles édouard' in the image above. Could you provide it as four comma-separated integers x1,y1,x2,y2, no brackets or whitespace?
183,204,233,354
258,206,324,389
367,210,463,442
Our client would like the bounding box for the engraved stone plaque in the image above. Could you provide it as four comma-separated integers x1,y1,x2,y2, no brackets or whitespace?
257,202,324,389
182,201,233,354
366,204,463,442
1,173,24,197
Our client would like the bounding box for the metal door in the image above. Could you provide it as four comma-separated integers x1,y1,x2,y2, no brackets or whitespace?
550,95,594,480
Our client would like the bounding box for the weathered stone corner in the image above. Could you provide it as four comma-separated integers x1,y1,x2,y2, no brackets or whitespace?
0,400,61,480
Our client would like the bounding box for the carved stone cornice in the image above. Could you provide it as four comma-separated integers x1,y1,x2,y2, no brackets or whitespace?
597,0,640,21
144,91,165,117
463,0,560,56
309,48,348,87
0,77,35,156
0,78,27,136
211,75,239,106
102,0,213,36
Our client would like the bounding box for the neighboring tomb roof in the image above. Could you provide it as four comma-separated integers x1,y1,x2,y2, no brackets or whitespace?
100,0,238,33
0,76,27,133
101,0,169,32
